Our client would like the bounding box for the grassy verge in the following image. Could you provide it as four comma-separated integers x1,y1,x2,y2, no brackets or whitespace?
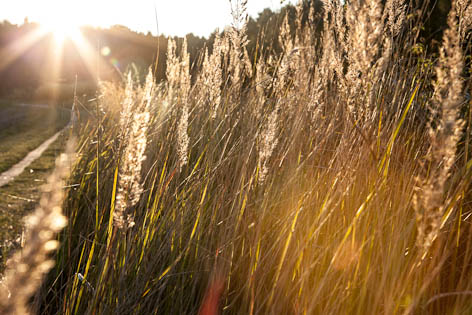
0,131,68,272
0,105,70,174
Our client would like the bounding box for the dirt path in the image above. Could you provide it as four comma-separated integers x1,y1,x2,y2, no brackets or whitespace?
0,103,72,188
0,128,66,187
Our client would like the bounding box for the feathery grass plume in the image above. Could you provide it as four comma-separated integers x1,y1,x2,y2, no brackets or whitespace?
113,70,153,230
279,13,294,60
142,68,155,109
200,32,223,118
414,1,464,256
320,0,347,97
309,0,342,121
177,38,191,170
119,72,135,137
253,55,271,120
320,0,341,72
273,14,296,97
292,2,317,98
294,1,304,48
165,37,180,108
369,36,392,109
165,37,190,169
334,0,347,53
228,0,252,96
456,0,472,40
345,0,384,119
0,140,74,314
177,102,190,170
258,102,280,185
194,47,210,108
179,38,191,104
255,54,270,96
306,4,317,56
383,0,406,37
376,0,405,79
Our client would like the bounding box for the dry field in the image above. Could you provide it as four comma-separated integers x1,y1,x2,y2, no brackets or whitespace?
1,0,472,314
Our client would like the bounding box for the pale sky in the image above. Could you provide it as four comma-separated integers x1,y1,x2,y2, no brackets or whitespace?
0,0,298,37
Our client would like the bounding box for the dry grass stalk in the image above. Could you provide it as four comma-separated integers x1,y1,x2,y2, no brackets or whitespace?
253,55,271,120
200,32,223,118
414,1,465,255
344,0,385,120
273,14,297,99
177,102,190,170
113,70,153,230
309,1,339,122
177,38,191,170
119,72,135,137
165,37,191,169
165,37,180,108
258,102,280,185
456,0,472,40
228,0,252,96
383,0,406,37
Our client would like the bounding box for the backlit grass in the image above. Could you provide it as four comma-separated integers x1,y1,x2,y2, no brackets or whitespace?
2,0,472,314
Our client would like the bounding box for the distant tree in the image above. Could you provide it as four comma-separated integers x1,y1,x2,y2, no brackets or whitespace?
0,0,455,102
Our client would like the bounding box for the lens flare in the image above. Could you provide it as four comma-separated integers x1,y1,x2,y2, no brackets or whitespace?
42,21,82,43
101,46,111,56
39,10,83,44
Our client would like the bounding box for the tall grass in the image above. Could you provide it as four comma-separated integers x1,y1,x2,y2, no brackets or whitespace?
2,0,472,314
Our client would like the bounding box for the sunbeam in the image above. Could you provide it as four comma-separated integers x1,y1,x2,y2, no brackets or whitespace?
0,27,48,72
40,15,82,44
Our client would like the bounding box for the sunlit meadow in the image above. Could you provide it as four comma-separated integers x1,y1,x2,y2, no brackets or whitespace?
1,0,472,314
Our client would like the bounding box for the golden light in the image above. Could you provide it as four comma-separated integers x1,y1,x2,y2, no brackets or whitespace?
34,9,103,82
40,17,82,43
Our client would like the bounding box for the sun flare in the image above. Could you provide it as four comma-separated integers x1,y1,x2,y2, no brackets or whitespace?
41,18,82,43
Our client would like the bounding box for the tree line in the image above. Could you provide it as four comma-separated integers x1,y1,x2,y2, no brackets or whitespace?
0,0,454,103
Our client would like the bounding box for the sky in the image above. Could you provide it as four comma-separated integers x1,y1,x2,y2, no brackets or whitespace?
0,0,298,37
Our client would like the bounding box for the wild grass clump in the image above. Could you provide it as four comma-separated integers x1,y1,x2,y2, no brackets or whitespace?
4,0,471,314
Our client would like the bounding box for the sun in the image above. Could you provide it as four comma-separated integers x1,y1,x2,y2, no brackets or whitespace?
31,0,87,42
41,17,82,43
0,2,106,88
